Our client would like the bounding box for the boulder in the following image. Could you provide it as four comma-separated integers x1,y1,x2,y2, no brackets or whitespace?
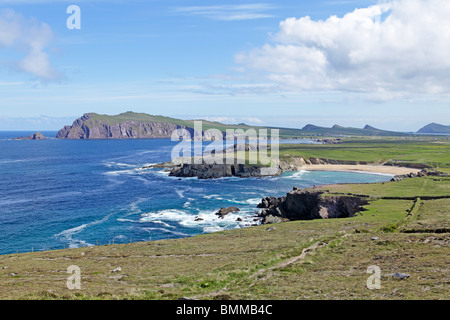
215,207,240,219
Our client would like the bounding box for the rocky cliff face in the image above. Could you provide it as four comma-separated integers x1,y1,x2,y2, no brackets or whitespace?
56,113,191,139
257,188,369,223
169,163,281,179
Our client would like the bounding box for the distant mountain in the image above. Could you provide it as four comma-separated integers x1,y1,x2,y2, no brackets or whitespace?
417,123,450,134
363,125,379,131
300,123,406,136
302,124,325,131
56,112,410,140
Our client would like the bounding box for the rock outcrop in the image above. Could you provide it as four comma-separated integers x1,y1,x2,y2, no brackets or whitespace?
14,132,47,140
278,156,368,171
168,163,281,179
390,169,449,182
257,188,369,224
215,207,240,218
314,138,342,144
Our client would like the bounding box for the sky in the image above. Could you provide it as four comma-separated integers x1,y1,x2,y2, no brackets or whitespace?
0,0,449,131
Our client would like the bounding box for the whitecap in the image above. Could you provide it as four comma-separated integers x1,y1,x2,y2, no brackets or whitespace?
175,189,185,198
54,212,113,248
141,227,189,237
0,159,28,165
245,198,262,205
103,167,149,176
117,218,136,223
203,226,224,233
151,220,176,229
183,201,191,208
284,170,308,180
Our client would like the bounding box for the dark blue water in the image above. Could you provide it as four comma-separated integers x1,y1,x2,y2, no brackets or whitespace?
0,132,392,255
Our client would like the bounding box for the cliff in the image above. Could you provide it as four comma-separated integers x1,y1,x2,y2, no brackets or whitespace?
257,188,369,224
56,113,194,139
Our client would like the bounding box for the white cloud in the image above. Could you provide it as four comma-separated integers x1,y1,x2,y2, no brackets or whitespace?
0,9,60,81
175,4,275,21
202,116,264,125
235,0,450,97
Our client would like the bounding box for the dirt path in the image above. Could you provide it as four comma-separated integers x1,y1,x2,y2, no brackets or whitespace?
190,240,327,300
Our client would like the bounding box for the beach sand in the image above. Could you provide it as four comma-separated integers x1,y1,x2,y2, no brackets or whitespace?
300,164,422,176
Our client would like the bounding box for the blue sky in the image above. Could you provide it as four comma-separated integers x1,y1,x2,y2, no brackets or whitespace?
0,0,449,131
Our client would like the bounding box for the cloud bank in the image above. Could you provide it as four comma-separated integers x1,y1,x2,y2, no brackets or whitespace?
0,9,60,81
235,0,450,97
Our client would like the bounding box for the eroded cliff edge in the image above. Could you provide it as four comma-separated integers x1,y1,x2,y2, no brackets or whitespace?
257,188,369,224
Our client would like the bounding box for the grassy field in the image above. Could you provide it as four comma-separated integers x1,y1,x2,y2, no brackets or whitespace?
279,137,450,168
319,176,450,198
0,136,448,300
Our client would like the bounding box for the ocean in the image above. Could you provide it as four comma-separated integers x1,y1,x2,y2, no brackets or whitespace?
0,132,392,255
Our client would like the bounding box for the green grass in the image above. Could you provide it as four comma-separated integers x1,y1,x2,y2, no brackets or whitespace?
279,138,450,167
319,176,450,198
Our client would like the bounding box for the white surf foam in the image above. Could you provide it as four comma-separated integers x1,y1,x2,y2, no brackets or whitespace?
54,212,113,248
141,227,189,237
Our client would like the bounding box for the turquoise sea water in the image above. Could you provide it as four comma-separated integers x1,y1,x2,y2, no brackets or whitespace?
0,132,392,255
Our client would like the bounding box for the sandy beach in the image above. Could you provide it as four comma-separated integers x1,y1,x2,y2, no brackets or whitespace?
300,164,422,176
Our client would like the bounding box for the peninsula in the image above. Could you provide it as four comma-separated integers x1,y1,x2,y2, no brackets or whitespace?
56,112,421,140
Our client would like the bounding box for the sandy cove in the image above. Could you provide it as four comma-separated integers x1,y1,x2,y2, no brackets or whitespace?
299,164,422,176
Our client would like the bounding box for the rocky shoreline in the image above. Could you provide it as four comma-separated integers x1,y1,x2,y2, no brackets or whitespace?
146,155,424,179
144,157,448,226
256,188,369,224
390,169,449,182
168,163,280,179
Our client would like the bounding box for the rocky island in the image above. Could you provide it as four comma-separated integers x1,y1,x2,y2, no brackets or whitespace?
56,112,192,139
14,132,47,140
